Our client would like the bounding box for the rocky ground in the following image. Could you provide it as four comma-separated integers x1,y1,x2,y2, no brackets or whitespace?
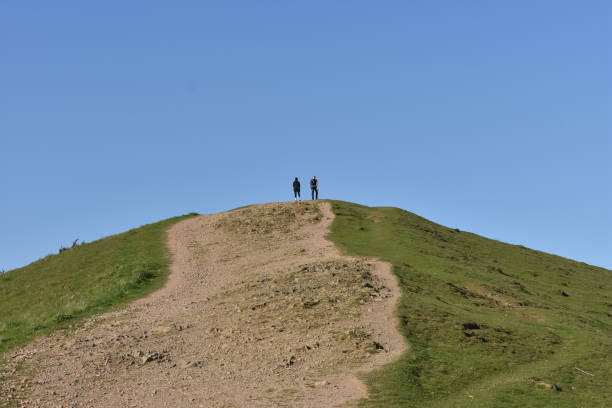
0,202,404,408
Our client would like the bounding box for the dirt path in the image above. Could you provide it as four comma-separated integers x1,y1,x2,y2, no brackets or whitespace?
1,202,405,407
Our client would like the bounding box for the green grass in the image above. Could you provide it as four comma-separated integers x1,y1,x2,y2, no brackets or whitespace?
327,200,611,408
0,213,197,354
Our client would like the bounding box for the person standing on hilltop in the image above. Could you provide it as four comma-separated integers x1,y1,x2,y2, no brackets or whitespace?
293,177,301,201
310,176,319,200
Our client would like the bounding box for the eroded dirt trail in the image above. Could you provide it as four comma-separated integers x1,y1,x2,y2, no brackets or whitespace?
1,202,404,408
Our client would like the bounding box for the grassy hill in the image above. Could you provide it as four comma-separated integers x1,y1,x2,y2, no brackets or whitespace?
327,200,611,407
0,214,197,355
1,201,610,407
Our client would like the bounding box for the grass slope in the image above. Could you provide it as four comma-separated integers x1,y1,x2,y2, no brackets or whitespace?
0,214,196,355
327,201,611,408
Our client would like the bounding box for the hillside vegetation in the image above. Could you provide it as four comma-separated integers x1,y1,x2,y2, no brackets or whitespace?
0,214,196,355
327,201,611,407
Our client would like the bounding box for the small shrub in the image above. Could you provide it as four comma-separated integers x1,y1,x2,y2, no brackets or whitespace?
59,238,85,253
134,269,155,284
53,313,74,323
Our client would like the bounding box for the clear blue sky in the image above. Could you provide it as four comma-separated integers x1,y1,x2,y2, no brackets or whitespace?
1,1,610,271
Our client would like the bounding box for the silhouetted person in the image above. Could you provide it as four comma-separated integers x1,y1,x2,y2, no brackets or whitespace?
310,176,318,200
293,177,301,201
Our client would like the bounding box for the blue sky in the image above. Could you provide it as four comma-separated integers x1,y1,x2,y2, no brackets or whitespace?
1,1,610,270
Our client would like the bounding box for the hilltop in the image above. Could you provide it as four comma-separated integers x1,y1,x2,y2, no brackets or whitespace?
0,201,610,407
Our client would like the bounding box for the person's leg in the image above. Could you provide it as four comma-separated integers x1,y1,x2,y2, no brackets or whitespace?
311,189,315,200
298,190,301,200
315,188,318,199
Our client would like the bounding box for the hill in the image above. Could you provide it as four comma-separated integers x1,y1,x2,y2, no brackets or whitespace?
0,201,610,407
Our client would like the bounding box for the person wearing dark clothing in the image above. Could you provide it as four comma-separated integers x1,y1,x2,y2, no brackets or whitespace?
310,176,318,200
293,177,301,201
